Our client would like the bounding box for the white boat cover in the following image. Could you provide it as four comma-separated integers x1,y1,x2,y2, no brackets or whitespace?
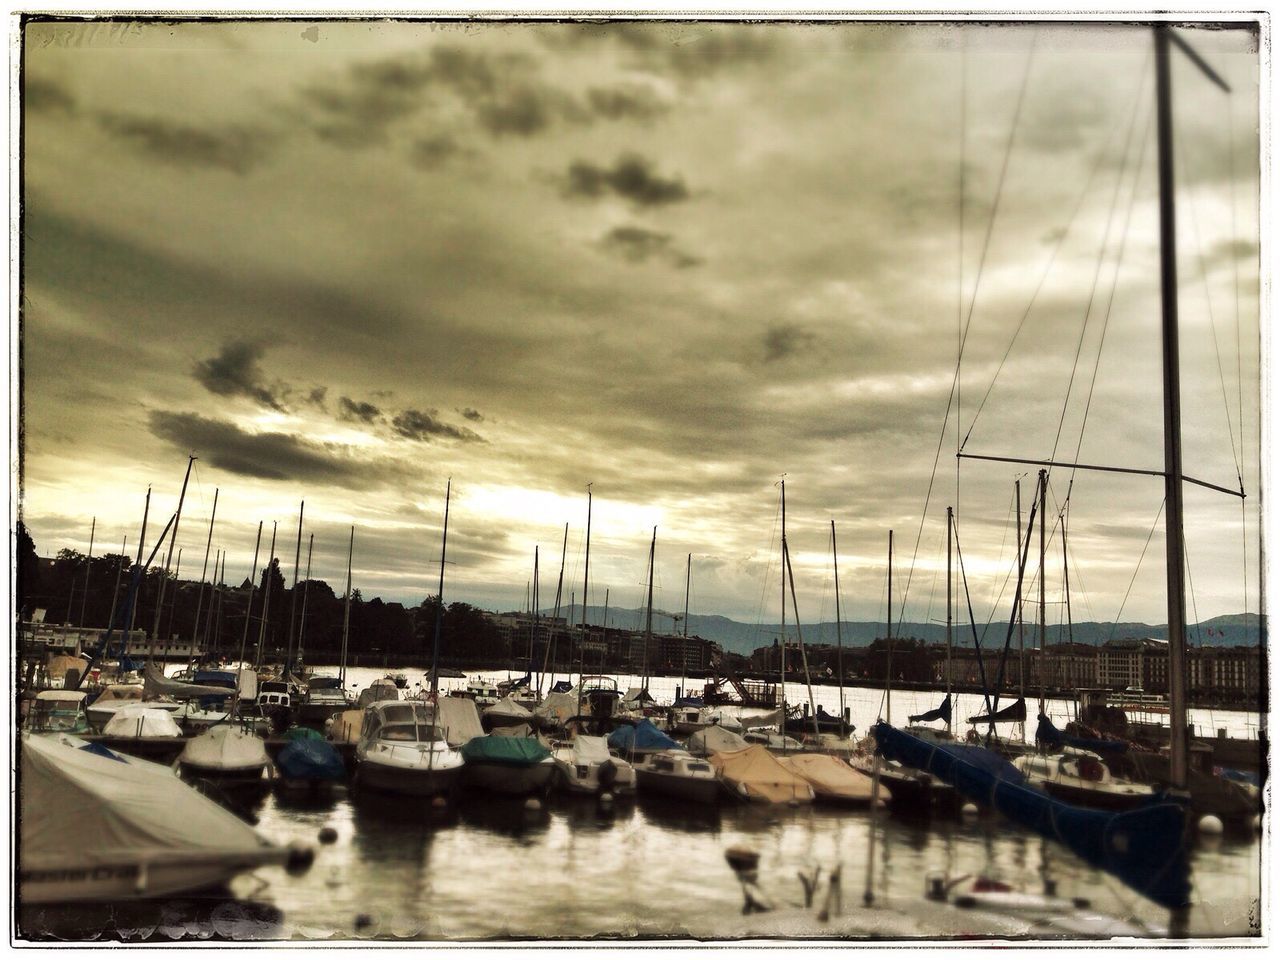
534,691,579,726
20,733,281,874
103,705,184,738
435,696,484,747
689,725,750,757
572,735,612,765
93,684,145,705
179,725,269,771
143,662,235,701
710,745,814,804
36,690,88,704
358,680,400,709
484,695,533,723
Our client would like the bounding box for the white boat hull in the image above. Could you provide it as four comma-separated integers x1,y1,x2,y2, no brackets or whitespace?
357,758,462,797
19,852,286,904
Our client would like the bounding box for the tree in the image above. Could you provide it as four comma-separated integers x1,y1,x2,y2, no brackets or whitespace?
15,521,39,616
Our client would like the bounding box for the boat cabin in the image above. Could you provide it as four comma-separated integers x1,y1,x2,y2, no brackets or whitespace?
361,701,446,747
27,690,90,734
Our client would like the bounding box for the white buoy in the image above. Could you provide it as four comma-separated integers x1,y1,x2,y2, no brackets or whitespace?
961,803,980,818
524,797,542,812
1198,814,1224,835
599,791,614,805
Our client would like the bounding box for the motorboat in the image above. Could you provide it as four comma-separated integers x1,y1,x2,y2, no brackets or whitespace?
607,718,682,759
1013,748,1157,811
743,730,804,752
482,694,535,732
464,680,501,709
387,672,410,690
354,700,464,797
18,733,301,904
275,727,347,794
298,680,350,727
25,690,92,736
86,684,172,731
460,735,555,796
357,679,399,709
178,723,272,784
97,704,187,763
779,753,877,806
550,735,636,797
634,750,723,804
688,725,750,758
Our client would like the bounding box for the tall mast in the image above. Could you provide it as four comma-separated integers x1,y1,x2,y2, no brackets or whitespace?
255,522,278,669
191,489,219,653
1062,510,1073,644
161,549,182,658
340,526,354,686
601,588,610,676
643,526,656,691
429,479,452,697
1016,479,1025,737
541,523,569,692
106,535,127,639
784,540,820,741
237,521,263,672
832,522,847,735
76,516,95,632
128,488,150,638
531,546,540,689
148,455,195,666
286,500,304,677
1038,469,1047,711
581,485,592,634
945,507,953,736
886,529,893,726
212,551,225,657
681,552,691,699
298,533,314,670
779,480,787,733
1155,24,1191,793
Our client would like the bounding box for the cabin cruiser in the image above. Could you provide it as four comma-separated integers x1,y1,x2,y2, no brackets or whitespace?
85,684,171,731
551,735,636,797
357,679,400,709
298,676,351,726
354,700,464,797
1013,748,1157,811
482,694,535,732
634,750,722,803
18,732,300,903
463,680,501,709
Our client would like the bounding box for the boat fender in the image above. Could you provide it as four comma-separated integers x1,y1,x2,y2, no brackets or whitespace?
318,827,339,844
598,759,618,791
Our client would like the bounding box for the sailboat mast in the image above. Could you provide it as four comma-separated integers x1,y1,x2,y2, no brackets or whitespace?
191,489,218,654
886,529,893,726
681,552,691,699
945,507,953,736
601,588,610,677
1155,24,1190,793
429,479,452,697
298,533,314,670
106,535,127,638
148,455,195,665
77,516,95,631
237,521,263,672
286,500,304,676
643,527,656,690
340,527,354,685
531,547,540,690
832,522,847,735
582,485,592,633
255,522,278,670
128,488,150,637
779,480,787,732
1038,469,1047,711
784,541,820,740
1016,479,1025,731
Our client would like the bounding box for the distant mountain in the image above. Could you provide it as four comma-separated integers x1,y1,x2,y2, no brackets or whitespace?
534,606,1264,656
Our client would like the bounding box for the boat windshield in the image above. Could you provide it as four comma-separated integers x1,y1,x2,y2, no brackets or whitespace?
381,722,444,743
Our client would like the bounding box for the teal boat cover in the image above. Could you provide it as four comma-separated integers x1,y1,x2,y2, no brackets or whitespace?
462,735,551,766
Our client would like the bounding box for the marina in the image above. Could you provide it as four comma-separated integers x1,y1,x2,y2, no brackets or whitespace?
14,14,1267,947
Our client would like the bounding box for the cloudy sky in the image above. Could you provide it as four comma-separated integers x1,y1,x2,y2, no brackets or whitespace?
20,19,1261,635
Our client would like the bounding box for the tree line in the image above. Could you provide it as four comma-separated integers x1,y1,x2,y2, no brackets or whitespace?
15,522,507,665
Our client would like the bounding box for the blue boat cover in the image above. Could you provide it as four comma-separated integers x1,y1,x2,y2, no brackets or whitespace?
968,697,1027,725
1218,767,1260,787
276,738,346,781
194,670,238,689
79,741,127,763
1036,713,1129,755
874,722,1189,910
608,719,682,753
550,680,574,694
673,696,704,708
909,695,951,725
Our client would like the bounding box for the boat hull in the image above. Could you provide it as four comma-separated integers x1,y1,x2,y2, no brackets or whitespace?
462,760,554,796
635,768,723,804
356,758,462,797
1038,780,1155,812
84,735,187,765
19,853,285,905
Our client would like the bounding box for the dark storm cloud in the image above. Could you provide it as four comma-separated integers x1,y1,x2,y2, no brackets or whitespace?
549,23,784,81
585,84,668,121
305,386,329,410
147,410,402,489
391,408,483,443
599,225,700,268
762,323,817,363
193,340,289,412
409,133,464,168
338,396,383,425
459,408,484,422
97,112,273,175
25,75,76,114
564,154,689,207
475,83,583,137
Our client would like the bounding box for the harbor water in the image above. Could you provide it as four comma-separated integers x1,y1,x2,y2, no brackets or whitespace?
19,665,1262,941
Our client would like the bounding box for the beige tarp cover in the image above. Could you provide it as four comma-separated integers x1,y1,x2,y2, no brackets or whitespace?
329,709,365,743
709,745,814,804
47,655,88,679
436,696,484,747
357,681,399,709
534,692,578,727
688,725,749,757
779,753,875,802
103,705,185,738
20,733,279,872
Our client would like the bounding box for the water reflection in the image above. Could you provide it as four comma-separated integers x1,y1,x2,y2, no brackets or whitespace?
16,896,284,943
